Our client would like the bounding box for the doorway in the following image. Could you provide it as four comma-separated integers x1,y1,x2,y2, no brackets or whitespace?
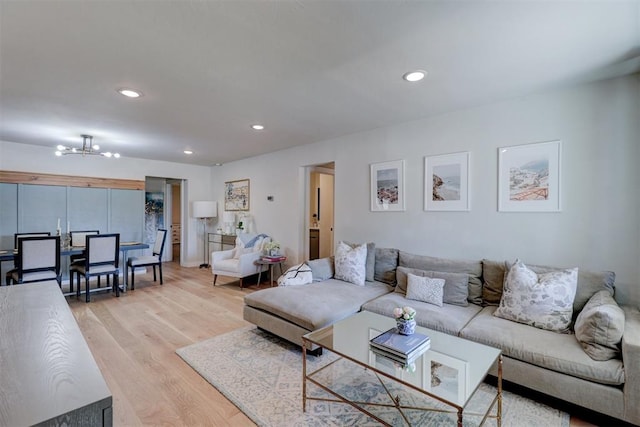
308,162,335,260
144,177,185,264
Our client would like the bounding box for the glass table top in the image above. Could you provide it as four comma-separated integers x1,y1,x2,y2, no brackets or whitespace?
304,310,501,407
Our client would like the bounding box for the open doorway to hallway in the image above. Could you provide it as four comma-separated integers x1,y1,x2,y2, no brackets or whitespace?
144,177,185,264
307,162,335,260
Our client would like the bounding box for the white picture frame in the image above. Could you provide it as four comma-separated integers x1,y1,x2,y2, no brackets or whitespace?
424,152,470,211
423,352,469,403
370,159,405,212
498,140,561,212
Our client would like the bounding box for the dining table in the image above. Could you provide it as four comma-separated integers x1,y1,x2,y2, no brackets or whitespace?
0,241,149,293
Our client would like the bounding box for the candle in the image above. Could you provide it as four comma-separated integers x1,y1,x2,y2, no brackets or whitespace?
67,221,71,233
57,218,61,229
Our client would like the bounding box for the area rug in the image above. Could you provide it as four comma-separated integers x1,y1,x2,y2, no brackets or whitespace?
176,327,570,426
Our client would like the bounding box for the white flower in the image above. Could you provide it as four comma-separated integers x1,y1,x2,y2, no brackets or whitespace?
394,306,416,321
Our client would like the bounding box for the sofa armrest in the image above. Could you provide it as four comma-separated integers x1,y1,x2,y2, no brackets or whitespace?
238,251,266,275
212,249,234,263
622,305,640,424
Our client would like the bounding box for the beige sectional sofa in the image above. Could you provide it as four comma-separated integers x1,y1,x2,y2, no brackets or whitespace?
242,246,640,425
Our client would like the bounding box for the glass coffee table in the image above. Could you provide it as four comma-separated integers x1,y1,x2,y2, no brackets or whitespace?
302,311,502,426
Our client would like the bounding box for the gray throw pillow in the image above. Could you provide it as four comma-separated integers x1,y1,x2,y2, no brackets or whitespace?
575,290,625,361
345,241,375,282
395,266,469,307
398,251,482,304
482,259,506,306
374,247,398,285
307,257,334,282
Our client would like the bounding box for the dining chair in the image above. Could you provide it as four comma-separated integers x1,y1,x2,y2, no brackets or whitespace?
68,230,100,292
70,233,120,302
8,235,61,286
126,229,167,290
5,232,52,285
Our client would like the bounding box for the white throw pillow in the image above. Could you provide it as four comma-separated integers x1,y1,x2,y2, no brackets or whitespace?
494,259,578,332
406,273,445,307
277,263,313,286
334,241,367,286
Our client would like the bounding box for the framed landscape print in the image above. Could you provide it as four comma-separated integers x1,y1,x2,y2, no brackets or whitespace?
224,179,250,211
498,140,561,212
424,352,469,403
424,152,470,211
370,160,405,212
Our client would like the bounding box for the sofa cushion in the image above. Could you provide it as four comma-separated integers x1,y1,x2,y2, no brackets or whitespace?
489,259,616,314
362,292,482,336
494,259,578,333
406,274,444,307
308,257,334,282
575,290,625,361
334,241,367,286
374,247,398,285
395,266,469,307
277,263,313,287
399,251,482,304
345,241,375,282
244,278,391,331
461,306,625,386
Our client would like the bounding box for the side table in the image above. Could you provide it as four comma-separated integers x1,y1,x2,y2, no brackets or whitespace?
255,257,286,287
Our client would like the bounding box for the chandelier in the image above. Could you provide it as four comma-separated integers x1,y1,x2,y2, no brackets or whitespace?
55,134,120,158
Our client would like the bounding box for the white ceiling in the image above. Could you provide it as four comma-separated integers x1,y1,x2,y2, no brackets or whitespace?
1,1,639,166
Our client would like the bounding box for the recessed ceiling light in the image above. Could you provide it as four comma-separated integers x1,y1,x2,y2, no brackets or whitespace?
214,163,222,166
184,150,193,155
402,70,427,82
251,124,265,131
117,88,142,98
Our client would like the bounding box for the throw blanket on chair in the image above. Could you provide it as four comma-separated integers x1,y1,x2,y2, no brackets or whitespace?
241,233,270,248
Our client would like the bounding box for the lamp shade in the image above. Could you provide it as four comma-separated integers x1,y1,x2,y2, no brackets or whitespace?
192,201,217,218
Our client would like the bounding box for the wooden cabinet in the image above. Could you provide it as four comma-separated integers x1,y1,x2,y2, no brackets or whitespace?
171,224,181,244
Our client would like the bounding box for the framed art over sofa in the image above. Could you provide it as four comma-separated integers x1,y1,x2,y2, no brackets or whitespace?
498,140,561,212
371,159,405,212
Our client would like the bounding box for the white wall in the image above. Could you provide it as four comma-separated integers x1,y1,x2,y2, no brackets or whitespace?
212,75,640,305
0,142,214,266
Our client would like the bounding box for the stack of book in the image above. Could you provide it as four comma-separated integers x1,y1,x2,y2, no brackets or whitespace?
370,328,430,365
261,255,286,262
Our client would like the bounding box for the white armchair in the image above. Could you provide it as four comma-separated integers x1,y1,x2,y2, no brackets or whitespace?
211,234,271,288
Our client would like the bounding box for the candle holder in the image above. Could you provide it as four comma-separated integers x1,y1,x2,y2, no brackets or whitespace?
61,233,71,249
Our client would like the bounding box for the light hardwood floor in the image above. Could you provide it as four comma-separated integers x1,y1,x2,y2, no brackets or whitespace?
68,262,599,426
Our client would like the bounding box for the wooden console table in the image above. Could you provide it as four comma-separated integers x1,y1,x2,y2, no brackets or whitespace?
0,282,112,426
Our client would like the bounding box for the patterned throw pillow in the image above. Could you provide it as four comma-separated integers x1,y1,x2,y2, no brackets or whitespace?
494,259,578,332
277,263,312,286
334,241,367,286
406,273,445,307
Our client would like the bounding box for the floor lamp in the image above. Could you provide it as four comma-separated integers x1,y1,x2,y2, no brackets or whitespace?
192,201,217,268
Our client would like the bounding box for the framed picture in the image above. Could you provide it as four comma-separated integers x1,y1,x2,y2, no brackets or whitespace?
424,152,470,211
370,160,405,212
423,352,469,403
498,140,561,212
224,179,250,211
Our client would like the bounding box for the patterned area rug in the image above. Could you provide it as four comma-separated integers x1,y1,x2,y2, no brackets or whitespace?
176,326,570,426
